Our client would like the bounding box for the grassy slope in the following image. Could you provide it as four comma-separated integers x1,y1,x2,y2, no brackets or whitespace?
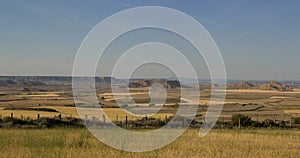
0,128,299,158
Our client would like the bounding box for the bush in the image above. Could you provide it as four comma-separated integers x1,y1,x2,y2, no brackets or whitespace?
294,117,300,124
149,103,155,107
262,119,276,127
232,114,253,127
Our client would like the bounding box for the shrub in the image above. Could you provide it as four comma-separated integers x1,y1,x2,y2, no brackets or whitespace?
262,119,276,127
149,103,155,107
232,114,253,127
294,117,300,124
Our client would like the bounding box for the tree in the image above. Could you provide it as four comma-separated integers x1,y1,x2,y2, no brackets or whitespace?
294,117,300,124
232,114,253,127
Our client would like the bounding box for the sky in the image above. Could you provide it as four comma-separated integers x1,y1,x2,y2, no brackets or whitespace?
1,0,300,80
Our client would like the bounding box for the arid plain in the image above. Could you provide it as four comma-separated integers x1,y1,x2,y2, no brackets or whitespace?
0,77,299,157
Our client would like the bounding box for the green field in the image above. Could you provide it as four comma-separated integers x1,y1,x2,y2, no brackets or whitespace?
0,128,299,158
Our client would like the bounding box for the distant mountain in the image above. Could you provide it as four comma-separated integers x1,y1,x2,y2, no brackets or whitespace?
0,76,299,91
0,76,118,85
258,81,292,91
227,81,255,89
128,79,180,89
227,81,292,91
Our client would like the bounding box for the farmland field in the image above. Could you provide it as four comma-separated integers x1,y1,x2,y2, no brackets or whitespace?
1,87,300,123
2,0,300,157
0,78,300,157
0,128,299,158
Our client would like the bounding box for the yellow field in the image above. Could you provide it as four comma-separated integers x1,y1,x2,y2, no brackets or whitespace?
270,96,294,99
223,89,300,94
0,110,58,119
1,88,300,124
0,128,299,158
284,110,300,114
0,106,173,121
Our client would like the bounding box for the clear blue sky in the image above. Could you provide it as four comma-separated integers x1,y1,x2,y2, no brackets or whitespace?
1,0,300,80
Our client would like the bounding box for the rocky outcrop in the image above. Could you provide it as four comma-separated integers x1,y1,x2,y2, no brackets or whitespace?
227,81,292,91
129,79,180,89
238,81,254,88
227,81,255,89
0,76,119,85
258,81,291,91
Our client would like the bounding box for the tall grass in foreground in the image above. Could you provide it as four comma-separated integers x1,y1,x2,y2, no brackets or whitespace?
0,128,299,158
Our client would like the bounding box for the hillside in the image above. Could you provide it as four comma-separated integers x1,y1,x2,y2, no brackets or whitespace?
227,81,292,91
129,79,180,89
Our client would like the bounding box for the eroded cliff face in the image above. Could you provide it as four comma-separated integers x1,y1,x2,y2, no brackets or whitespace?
128,79,180,89
227,81,292,91
258,81,292,91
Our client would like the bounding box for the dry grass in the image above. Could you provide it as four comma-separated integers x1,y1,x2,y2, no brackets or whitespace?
0,128,299,158
1,87,300,126
0,107,58,119
1,88,300,157
0,106,173,121
224,89,300,94
270,96,294,99
100,91,181,105
284,110,300,114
